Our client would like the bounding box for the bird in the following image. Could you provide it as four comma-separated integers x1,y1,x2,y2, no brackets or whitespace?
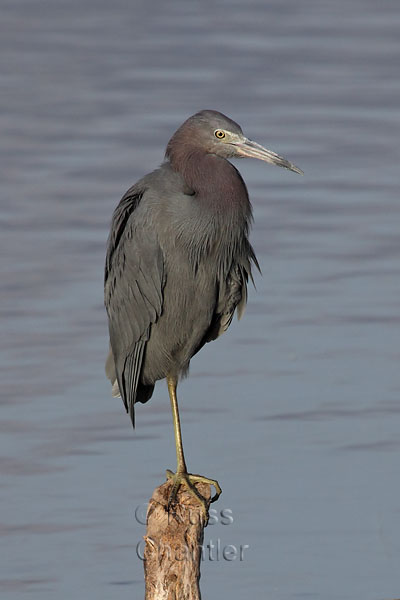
104,110,302,516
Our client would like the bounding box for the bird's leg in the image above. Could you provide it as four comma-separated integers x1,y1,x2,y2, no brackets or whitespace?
165,376,221,520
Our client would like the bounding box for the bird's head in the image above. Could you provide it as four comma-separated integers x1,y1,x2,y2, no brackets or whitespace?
166,110,303,175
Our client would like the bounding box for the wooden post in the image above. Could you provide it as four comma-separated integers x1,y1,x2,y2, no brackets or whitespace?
143,480,211,600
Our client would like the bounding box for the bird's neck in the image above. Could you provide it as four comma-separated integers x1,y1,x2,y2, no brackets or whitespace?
168,148,251,217
166,148,253,271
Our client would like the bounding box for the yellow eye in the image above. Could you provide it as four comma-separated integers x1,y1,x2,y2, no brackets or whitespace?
214,129,226,139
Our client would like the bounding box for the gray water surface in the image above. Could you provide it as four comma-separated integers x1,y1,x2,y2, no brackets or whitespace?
1,1,400,599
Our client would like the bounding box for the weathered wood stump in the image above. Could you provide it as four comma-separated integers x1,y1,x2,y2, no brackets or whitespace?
144,480,211,600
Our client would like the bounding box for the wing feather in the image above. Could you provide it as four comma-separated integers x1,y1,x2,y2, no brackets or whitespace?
104,185,164,426
196,243,259,349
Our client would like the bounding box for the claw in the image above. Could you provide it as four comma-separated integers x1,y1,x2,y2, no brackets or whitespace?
166,469,221,522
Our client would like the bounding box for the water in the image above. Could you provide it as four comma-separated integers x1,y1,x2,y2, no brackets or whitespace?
1,0,400,598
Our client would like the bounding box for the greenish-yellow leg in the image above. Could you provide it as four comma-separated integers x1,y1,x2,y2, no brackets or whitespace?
165,376,222,518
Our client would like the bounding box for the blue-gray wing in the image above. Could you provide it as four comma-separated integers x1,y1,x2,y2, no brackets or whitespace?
217,247,259,335
198,243,259,348
104,185,164,425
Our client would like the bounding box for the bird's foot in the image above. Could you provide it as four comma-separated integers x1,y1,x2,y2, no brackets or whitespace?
165,469,222,521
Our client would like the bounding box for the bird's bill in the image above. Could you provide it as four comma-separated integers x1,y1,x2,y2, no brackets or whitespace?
234,138,303,175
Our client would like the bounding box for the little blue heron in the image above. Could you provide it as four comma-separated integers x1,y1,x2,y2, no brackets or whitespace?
104,110,302,515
